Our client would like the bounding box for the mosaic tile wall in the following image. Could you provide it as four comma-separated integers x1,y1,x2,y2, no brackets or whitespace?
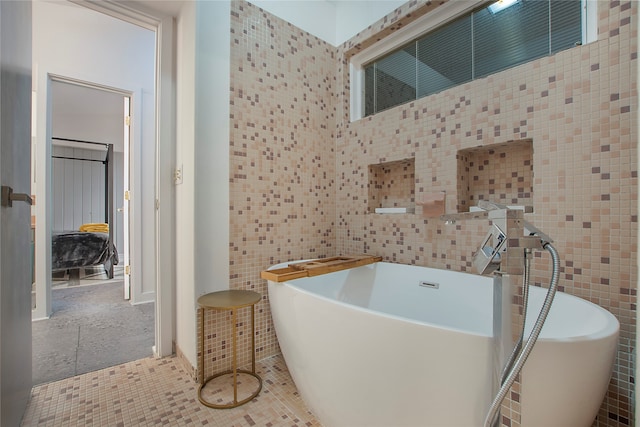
200,0,338,380
368,158,416,212
457,139,534,212
197,1,636,426
336,1,637,426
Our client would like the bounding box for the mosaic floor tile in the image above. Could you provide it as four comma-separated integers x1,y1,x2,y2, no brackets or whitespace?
22,355,321,427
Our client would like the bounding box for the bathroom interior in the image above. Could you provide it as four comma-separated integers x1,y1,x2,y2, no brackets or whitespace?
220,1,636,425
25,0,636,426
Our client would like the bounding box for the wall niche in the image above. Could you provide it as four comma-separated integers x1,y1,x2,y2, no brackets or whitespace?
457,140,533,212
368,158,415,214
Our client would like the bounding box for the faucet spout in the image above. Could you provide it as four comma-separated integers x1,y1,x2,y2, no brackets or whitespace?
439,210,488,224
440,201,554,275
439,200,512,224
477,200,553,244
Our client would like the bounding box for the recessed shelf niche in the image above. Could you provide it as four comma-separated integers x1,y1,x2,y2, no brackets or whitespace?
368,158,415,214
457,140,533,212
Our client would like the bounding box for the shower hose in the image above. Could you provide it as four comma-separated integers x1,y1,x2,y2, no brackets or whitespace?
483,242,560,427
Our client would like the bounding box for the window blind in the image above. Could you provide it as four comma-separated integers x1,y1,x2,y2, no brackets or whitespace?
363,0,582,117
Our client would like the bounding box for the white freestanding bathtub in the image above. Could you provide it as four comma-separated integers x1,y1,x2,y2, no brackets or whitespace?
267,261,619,427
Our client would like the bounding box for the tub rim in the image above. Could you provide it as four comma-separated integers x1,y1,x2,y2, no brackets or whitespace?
267,260,620,343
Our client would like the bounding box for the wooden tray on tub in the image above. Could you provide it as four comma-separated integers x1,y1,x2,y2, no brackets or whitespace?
260,254,382,282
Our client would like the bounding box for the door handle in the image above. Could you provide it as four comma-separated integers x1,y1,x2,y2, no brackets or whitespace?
1,186,33,207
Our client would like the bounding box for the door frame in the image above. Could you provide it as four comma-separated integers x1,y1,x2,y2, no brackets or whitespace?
40,0,175,358
74,0,175,358
48,75,133,301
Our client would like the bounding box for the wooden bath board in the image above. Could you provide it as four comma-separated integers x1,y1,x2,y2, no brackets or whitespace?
260,254,382,282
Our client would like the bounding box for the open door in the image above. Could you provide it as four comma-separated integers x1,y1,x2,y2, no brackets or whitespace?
123,96,131,300
0,1,33,424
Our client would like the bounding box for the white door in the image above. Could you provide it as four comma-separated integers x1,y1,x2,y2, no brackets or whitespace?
123,97,131,299
0,1,33,425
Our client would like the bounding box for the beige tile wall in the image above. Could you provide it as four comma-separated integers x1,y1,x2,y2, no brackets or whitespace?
214,0,337,379
457,139,534,211
336,1,637,426
205,1,636,426
368,159,416,212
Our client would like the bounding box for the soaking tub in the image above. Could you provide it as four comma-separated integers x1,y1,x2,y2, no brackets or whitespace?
267,261,619,427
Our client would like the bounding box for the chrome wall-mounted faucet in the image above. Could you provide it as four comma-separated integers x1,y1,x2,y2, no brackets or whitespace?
440,200,551,275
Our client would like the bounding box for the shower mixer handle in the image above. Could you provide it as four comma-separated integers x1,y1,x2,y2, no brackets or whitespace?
472,223,506,275
481,208,547,275
440,203,548,275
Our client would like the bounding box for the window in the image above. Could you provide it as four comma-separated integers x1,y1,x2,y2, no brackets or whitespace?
356,0,586,119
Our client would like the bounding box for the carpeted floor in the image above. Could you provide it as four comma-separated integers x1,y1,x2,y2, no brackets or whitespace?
32,272,154,386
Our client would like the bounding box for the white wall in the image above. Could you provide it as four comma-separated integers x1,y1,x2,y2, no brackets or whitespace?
175,0,197,369
32,0,156,319
333,1,407,45
248,0,407,46
51,81,125,151
52,147,107,224
249,0,337,44
172,0,232,370
193,2,231,303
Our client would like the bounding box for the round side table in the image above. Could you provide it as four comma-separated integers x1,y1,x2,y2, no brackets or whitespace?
197,290,262,408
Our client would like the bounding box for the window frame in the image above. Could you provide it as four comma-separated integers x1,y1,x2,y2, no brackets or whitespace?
349,0,597,122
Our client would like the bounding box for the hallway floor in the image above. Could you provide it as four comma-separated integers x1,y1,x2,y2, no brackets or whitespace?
32,268,154,385
22,354,321,427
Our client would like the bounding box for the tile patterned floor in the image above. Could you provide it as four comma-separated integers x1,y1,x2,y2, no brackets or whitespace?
21,354,321,427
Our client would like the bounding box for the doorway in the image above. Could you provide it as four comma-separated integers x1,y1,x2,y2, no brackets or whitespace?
31,0,158,310
49,79,130,297
32,0,175,367
30,0,169,385
31,78,154,385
